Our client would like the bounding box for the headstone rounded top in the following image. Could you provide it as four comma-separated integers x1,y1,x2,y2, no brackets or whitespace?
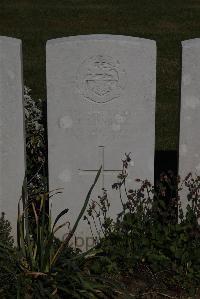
182,38,200,48
0,36,21,45
46,34,156,48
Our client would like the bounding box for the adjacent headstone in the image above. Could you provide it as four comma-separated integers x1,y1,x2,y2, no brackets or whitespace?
179,39,200,211
47,35,156,250
0,37,25,238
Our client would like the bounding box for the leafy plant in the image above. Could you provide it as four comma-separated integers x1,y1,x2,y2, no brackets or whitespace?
0,212,14,247
24,86,46,195
85,154,200,297
16,166,117,298
0,213,18,298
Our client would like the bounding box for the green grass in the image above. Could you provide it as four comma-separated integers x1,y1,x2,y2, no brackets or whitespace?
0,0,199,150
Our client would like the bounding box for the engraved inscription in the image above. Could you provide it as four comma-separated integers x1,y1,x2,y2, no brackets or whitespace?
77,55,126,103
59,109,131,145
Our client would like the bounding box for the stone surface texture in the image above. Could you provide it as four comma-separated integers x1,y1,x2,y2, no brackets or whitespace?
46,35,156,250
0,37,25,237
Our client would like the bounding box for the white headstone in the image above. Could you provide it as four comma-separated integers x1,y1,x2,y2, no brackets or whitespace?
0,37,25,237
179,39,200,211
47,35,156,250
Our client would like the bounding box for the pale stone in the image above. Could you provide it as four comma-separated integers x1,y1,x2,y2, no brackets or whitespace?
180,144,188,156
59,115,73,129
46,35,156,250
179,39,200,212
182,74,192,86
0,37,25,238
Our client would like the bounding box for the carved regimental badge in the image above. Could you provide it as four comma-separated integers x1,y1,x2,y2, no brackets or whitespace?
77,55,126,103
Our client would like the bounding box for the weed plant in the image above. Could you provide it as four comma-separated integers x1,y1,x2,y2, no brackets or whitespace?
0,213,18,298
85,154,200,297
0,167,119,298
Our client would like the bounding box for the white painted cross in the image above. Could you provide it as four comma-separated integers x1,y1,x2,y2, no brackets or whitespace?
78,146,121,190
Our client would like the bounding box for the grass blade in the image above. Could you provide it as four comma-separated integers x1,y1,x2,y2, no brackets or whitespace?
51,166,102,267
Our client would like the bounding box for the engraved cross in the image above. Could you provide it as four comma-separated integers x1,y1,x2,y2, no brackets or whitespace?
78,146,121,190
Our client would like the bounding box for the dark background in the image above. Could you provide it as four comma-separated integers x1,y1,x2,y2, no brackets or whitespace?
0,0,198,180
